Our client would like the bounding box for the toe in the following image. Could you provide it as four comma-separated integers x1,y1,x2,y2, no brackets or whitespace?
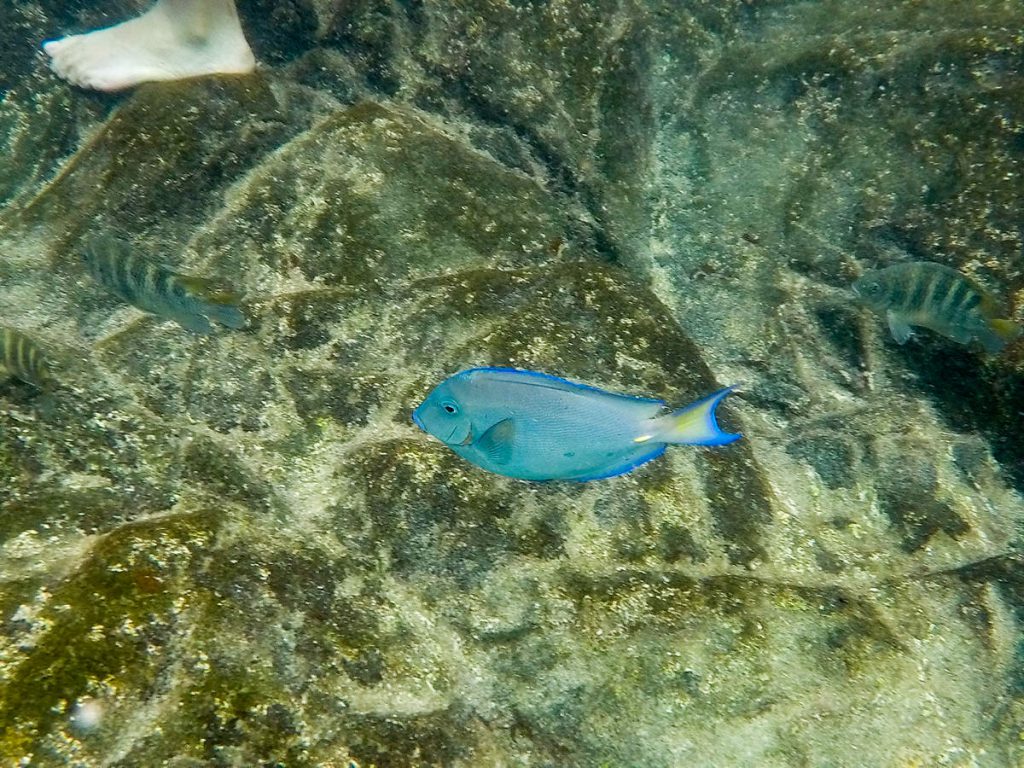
41,38,64,56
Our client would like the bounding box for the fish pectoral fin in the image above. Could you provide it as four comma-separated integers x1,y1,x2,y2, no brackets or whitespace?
475,418,515,465
886,311,913,344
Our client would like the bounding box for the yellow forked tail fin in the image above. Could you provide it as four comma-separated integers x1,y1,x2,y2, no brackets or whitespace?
653,385,742,446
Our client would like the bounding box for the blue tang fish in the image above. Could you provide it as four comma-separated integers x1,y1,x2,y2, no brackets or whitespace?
412,367,741,481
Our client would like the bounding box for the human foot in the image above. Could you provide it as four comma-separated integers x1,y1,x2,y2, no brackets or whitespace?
42,0,256,92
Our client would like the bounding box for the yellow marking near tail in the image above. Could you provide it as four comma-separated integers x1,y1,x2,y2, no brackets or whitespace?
633,434,653,444
179,275,242,305
990,318,1021,341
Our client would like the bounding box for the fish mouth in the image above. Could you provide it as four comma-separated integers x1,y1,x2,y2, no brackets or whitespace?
411,409,425,431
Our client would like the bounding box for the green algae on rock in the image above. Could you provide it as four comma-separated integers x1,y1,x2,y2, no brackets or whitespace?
12,73,299,254
0,508,225,760
192,100,575,288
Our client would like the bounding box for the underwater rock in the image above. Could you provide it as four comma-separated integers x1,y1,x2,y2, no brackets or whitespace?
237,0,318,65
0,81,85,212
0,508,226,760
1,0,1023,766
316,0,669,263
14,73,299,252
192,100,574,287
0,383,182,546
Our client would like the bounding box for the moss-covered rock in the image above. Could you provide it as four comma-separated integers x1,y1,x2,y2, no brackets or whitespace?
15,73,300,255
0,507,224,760
1,0,1023,765
0,384,182,544
193,100,573,288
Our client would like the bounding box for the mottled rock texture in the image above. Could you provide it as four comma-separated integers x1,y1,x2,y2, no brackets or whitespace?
1,1,1022,766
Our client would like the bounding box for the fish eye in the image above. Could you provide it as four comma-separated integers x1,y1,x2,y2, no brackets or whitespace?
442,401,459,415
856,280,881,297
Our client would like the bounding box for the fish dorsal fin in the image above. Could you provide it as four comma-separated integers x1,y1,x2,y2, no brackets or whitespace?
475,418,515,466
886,311,913,344
206,289,244,306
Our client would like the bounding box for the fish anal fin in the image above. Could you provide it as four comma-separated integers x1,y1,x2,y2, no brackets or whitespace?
475,418,515,465
205,304,248,330
887,311,913,344
173,311,213,334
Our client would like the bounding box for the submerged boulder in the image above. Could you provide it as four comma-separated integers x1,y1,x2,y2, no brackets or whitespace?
0,0,1022,766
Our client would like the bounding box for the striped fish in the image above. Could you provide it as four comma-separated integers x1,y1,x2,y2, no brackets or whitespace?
853,261,1020,354
1,327,54,388
82,234,247,334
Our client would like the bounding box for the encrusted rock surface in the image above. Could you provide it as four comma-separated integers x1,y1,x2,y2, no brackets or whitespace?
1,1,1022,766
